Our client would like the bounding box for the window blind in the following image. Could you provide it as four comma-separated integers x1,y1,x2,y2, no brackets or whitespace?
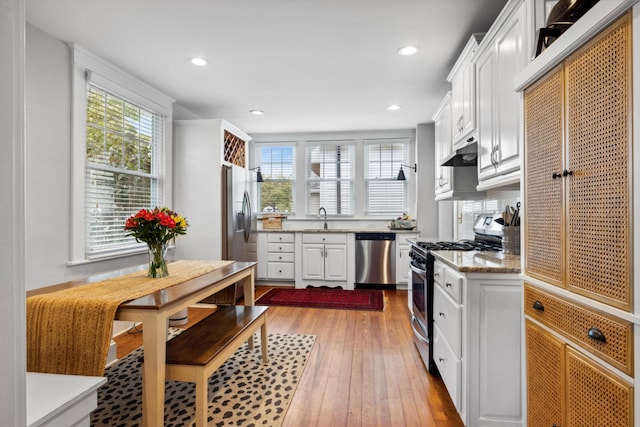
85,84,164,256
364,140,408,215
306,142,353,215
256,144,295,213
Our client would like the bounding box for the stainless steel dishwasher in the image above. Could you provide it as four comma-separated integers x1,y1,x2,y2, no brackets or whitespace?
355,232,396,289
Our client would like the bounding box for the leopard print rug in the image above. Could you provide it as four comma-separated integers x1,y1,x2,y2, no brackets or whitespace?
91,330,316,426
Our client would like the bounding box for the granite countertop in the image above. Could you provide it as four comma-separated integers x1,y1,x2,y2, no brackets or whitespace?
258,228,418,233
431,250,521,273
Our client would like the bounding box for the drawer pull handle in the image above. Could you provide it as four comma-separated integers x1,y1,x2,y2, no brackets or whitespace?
445,283,452,288
532,301,544,312
587,327,606,343
434,273,440,277
439,357,445,362
439,312,445,317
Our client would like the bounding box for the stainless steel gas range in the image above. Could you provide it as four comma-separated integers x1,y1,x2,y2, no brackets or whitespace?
408,213,503,374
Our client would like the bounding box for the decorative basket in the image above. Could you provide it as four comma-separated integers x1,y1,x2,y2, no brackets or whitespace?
259,214,286,229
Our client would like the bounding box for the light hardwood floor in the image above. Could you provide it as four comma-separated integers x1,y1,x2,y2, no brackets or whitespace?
114,286,463,427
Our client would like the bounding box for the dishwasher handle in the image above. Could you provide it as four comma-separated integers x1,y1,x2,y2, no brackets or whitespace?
355,232,396,241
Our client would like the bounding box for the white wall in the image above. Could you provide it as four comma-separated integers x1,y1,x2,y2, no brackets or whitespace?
24,24,178,290
415,123,440,240
1,1,26,424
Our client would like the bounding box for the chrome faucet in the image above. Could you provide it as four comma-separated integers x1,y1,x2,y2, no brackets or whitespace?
318,207,328,229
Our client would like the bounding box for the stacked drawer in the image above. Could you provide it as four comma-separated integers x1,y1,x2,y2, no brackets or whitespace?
432,261,464,411
266,233,295,280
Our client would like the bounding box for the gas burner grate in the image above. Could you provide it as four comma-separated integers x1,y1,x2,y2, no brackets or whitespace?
416,239,502,252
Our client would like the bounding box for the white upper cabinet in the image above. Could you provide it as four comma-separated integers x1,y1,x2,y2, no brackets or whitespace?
433,93,453,196
448,34,483,146
475,0,531,190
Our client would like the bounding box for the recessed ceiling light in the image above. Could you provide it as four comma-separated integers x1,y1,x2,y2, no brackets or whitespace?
397,46,420,56
387,104,401,111
250,110,265,115
190,57,208,66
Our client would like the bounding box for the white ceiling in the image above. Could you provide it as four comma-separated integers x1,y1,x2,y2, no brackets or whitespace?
26,0,508,134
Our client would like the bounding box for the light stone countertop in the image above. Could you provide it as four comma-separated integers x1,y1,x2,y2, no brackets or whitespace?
258,228,418,233
431,250,521,273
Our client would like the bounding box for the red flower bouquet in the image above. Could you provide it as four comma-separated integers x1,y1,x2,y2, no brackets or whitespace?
124,207,188,277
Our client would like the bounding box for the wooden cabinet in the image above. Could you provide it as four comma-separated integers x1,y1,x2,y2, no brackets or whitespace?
433,260,522,426
526,317,633,427
448,34,483,145
300,233,347,288
521,11,635,426
433,93,453,197
524,14,632,311
476,0,528,189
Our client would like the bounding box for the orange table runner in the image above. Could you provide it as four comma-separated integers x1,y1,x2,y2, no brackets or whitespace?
27,260,233,376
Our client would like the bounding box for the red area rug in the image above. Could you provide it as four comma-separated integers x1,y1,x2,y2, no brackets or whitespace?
255,288,384,311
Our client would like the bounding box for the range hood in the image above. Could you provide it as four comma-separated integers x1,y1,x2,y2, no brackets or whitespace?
440,141,478,167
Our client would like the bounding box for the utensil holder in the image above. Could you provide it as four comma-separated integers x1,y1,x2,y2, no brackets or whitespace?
503,226,521,255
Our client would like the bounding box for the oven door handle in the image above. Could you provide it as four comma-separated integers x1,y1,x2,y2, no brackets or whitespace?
410,263,426,276
411,316,429,343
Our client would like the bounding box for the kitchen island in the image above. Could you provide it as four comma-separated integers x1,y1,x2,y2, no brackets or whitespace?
429,250,522,426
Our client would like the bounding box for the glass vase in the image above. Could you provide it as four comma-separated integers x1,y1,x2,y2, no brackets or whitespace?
147,243,169,278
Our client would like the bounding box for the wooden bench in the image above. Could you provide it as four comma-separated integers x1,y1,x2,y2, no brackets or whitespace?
162,305,269,427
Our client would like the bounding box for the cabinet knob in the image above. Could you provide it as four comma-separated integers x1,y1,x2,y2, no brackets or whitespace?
533,300,545,312
587,327,606,343
279,246,282,250
552,172,562,179
562,169,573,177
279,256,282,260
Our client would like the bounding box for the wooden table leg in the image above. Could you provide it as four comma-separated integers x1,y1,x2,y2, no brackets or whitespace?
241,267,255,306
141,313,168,427
242,267,256,350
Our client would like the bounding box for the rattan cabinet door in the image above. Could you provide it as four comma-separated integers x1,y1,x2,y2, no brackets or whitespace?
564,14,632,311
566,347,633,427
526,320,565,427
523,66,564,287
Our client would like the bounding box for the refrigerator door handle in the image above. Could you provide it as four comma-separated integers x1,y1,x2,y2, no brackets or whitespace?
242,191,251,243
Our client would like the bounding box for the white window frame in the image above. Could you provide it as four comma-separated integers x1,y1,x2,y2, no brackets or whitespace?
305,141,355,216
254,142,296,214
363,138,409,215
70,45,174,264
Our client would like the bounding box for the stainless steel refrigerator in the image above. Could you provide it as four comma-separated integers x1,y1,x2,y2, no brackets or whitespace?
222,164,257,264
208,164,257,304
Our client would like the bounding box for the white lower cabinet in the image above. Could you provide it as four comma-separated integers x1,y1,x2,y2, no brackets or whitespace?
396,233,419,286
299,233,348,288
257,232,295,281
433,259,523,426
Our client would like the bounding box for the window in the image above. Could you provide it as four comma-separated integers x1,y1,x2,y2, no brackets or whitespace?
70,45,173,262
306,142,354,215
255,144,295,213
85,85,165,256
364,139,409,215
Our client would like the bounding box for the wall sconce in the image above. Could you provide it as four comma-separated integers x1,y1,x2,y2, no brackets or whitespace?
249,167,264,182
397,164,417,181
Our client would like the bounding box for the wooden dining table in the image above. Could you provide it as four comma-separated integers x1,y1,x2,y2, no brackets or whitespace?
27,260,257,427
